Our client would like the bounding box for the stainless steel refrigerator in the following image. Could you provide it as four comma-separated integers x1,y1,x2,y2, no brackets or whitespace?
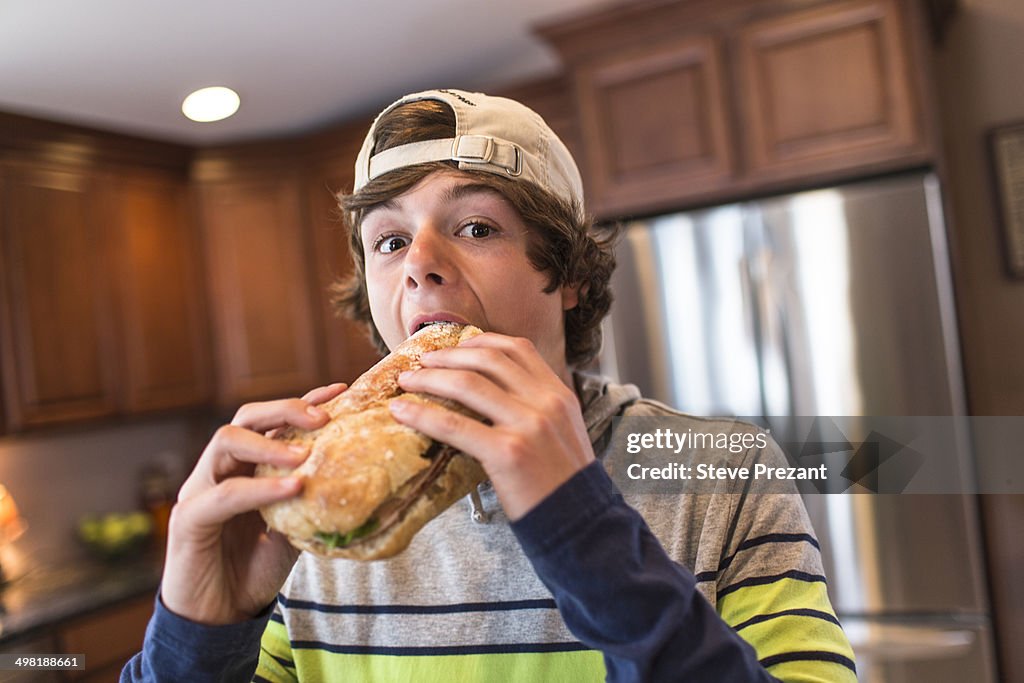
599,171,999,682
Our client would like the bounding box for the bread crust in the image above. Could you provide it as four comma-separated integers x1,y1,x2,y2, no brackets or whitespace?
257,323,485,560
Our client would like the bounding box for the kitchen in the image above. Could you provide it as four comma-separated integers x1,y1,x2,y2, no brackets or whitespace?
0,0,1022,681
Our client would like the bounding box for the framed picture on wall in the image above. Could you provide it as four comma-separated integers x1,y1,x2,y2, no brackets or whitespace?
989,121,1024,278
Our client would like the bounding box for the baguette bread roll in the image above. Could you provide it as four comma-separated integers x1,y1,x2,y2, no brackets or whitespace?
256,322,486,560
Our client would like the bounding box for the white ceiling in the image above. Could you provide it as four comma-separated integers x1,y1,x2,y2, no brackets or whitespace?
0,0,611,145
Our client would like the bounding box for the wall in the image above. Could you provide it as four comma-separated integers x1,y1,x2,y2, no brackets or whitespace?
931,0,1024,679
0,417,206,574
935,0,1024,416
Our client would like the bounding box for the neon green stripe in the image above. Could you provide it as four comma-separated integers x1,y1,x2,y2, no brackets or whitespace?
739,615,856,679
284,649,605,683
258,621,605,683
717,577,838,629
258,620,297,681
763,658,858,683
717,579,856,681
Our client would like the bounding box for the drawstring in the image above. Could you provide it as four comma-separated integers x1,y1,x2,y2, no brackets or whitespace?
469,484,491,524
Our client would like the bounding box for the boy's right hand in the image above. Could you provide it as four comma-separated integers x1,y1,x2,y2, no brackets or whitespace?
160,382,347,625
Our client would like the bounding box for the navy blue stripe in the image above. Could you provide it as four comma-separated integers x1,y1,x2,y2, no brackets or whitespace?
718,570,827,598
715,533,820,575
291,640,592,656
723,533,819,569
732,608,842,632
270,611,284,624
694,534,821,584
264,651,294,669
739,532,820,552
694,570,718,583
760,650,857,674
278,596,558,615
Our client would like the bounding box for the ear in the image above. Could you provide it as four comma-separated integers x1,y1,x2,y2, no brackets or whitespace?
561,283,581,311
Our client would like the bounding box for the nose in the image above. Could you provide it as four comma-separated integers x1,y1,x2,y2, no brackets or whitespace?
403,226,453,290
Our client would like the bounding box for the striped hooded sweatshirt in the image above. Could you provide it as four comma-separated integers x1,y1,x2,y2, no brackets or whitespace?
124,373,856,682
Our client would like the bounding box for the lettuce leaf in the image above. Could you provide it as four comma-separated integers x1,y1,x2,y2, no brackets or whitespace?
314,518,380,549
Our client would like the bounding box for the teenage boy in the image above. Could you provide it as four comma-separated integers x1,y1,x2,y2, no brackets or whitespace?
123,89,856,682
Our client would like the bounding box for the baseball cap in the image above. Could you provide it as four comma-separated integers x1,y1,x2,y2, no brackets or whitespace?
353,89,584,210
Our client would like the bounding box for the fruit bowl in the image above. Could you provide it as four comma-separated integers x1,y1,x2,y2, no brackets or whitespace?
76,512,153,560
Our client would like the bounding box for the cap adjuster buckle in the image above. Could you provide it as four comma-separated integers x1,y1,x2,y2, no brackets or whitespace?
452,135,522,177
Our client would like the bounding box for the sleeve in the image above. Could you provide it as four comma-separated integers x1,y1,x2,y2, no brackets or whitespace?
510,461,780,683
712,443,858,682
254,604,299,682
120,592,272,683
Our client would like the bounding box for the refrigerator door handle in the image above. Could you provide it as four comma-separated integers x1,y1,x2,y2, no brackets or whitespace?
845,622,977,661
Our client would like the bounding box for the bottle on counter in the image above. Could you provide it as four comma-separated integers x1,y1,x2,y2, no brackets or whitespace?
139,463,174,543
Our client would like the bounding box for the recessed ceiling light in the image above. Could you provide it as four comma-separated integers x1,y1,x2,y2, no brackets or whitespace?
181,86,241,123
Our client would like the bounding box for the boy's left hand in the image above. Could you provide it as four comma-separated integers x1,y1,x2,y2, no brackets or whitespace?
390,332,594,521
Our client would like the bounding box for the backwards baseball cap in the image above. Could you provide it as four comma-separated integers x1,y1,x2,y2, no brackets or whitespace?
353,89,584,210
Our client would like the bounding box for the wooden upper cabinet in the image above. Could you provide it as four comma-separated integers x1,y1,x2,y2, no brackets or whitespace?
198,174,322,406
734,0,923,179
0,165,118,429
540,0,936,218
303,159,382,385
576,34,734,217
105,172,211,412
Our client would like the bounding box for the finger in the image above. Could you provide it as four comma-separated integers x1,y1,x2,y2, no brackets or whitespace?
398,367,527,424
231,397,330,433
198,425,311,485
176,475,303,530
455,333,553,376
301,382,348,405
389,398,496,464
417,345,532,392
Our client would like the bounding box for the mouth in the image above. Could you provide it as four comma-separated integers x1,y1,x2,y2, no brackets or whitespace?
408,313,472,337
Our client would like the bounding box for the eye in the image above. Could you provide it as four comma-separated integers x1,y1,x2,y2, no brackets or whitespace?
457,221,495,239
373,234,409,254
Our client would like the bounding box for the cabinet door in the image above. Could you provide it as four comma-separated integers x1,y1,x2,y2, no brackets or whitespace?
735,0,922,179
57,594,153,682
304,161,382,384
107,173,212,412
575,34,734,218
0,165,118,429
198,175,321,405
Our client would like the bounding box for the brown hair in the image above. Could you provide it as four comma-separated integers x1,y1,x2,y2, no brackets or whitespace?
331,99,617,367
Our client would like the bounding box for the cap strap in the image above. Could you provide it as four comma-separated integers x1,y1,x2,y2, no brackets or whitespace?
368,135,523,181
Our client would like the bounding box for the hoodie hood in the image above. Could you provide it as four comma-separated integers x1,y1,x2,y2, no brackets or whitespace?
574,371,642,453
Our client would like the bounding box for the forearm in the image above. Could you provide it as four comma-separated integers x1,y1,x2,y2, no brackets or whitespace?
121,592,272,683
511,462,778,683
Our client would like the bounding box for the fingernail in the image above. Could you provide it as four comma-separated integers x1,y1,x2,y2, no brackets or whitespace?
398,371,413,381
280,476,302,491
390,399,410,413
307,405,326,419
288,443,309,455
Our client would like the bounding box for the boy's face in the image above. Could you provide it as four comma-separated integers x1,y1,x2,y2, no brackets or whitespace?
360,170,578,378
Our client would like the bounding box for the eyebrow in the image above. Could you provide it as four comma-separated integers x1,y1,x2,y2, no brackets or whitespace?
440,182,507,205
363,181,508,219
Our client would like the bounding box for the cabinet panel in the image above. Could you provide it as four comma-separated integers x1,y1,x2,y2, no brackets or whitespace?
57,594,152,682
0,166,118,429
577,35,734,216
307,161,385,385
304,163,382,384
199,176,321,405
736,0,920,178
0,631,60,682
107,173,211,411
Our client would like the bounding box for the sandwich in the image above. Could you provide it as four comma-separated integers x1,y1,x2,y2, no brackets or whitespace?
256,322,487,560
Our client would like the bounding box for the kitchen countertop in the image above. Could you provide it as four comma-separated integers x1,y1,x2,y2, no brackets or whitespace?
0,552,162,644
